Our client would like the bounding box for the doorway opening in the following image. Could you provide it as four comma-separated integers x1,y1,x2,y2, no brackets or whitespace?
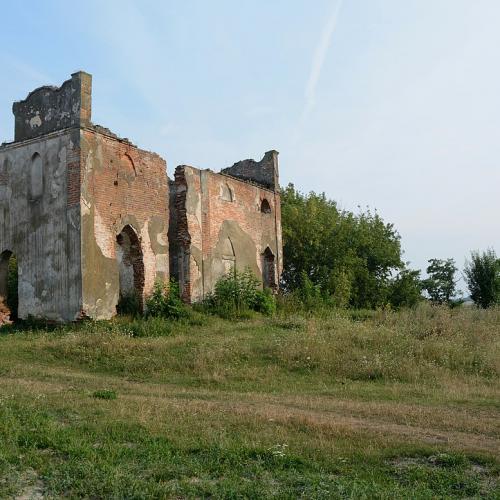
116,225,144,314
262,247,276,290
0,250,18,322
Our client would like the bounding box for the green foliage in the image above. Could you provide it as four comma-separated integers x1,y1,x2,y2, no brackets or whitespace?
295,271,324,309
92,389,117,400
253,288,277,316
388,268,423,309
204,269,275,318
7,255,18,319
464,249,500,308
281,184,403,309
146,280,187,320
422,258,459,306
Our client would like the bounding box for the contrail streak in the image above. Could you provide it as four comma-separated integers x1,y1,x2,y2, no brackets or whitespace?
303,0,343,118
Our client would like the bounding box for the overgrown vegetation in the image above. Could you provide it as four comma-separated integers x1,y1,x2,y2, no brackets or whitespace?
1,186,499,496
281,184,500,310
0,305,499,497
202,269,276,318
145,279,188,320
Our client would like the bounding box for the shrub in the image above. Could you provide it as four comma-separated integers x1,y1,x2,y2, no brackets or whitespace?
388,268,423,309
252,288,276,316
204,269,275,318
277,272,331,314
146,280,187,320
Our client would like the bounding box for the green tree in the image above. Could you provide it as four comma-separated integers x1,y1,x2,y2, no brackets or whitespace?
422,258,459,305
281,184,404,309
388,268,423,309
463,249,500,308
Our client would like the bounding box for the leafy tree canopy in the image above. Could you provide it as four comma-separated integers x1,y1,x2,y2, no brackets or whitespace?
464,249,500,308
421,258,459,305
281,184,406,309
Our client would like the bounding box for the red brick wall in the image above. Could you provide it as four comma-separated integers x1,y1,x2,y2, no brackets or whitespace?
80,129,169,318
173,166,282,302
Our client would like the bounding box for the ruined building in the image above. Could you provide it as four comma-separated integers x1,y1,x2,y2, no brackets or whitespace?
0,72,282,322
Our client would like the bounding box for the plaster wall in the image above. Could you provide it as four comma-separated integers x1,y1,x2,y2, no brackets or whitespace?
0,129,82,321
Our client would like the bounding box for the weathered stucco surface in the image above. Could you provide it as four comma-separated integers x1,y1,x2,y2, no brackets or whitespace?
13,72,91,142
0,129,82,321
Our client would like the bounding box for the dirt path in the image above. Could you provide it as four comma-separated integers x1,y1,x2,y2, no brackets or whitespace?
3,367,499,456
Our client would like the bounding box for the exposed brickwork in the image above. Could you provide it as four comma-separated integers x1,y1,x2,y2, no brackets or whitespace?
171,164,282,303
66,145,81,208
80,128,169,316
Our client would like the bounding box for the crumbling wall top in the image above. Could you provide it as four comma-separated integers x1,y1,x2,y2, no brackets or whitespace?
220,150,279,191
12,71,92,142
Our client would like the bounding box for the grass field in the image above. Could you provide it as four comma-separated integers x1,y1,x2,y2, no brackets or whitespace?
0,305,499,498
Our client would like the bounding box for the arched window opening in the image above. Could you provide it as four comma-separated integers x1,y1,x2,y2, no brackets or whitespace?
262,247,276,290
221,183,233,202
30,152,43,200
116,225,144,314
222,237,236,275
0,157,9,179
0,250,18,323
260,198,271,214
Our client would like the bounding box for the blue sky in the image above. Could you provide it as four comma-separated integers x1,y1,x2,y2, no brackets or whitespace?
1,0,499,286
